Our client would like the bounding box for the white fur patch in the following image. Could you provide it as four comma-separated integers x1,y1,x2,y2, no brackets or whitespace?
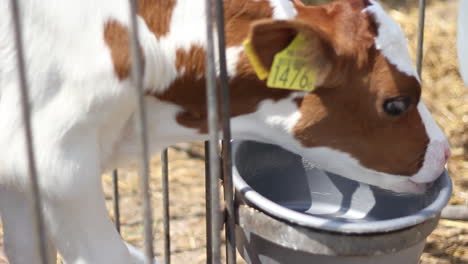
157,1,245,90
299,147,423,193
267,0,298,19
223,46,244,77
137,17,178,94
408,102,449,183
265,109,302,133
109,98,204,169
364,1,419,80
417,101,447,142
230,94,304,153
155,0,207,92
165,0,208,51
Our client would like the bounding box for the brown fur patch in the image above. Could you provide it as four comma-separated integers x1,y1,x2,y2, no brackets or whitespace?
104,0,175,80
294,0,377,67
155,45,293,133
104,20,147,81
104,21,131,81
292,51,427,176
175,45,206,76
138,0,176,37
223,0,274,46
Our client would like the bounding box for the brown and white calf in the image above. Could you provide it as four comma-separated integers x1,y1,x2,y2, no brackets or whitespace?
0,0,450,263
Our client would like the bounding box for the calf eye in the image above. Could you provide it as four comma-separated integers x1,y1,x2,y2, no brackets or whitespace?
383,97,411,116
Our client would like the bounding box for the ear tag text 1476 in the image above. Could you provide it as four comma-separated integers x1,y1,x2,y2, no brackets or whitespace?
267,34,317,91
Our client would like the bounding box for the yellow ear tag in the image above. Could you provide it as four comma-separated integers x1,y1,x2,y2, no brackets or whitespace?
243,39,269,80
267,34,317,91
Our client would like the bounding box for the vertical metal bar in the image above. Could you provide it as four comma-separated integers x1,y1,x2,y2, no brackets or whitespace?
213,0,236,263
8,2,49,264
161,149,171,264
416,0,426,77
204,0,222,261
112,170,121,233
127,0,155,262
204,141,213,264
221,142,235,263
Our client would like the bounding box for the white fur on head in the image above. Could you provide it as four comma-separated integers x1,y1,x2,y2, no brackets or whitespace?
263,0,298,19
364,0,420,80
299,147,428,193
409,102,449,183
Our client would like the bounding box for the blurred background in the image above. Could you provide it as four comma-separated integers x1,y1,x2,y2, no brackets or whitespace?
0,0,466,263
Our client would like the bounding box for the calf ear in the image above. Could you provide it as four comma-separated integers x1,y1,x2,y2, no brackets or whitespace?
247,19,332,74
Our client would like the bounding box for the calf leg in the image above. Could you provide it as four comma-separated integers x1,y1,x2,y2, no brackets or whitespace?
41,130,158,264
0,188,57,264
45,180,135,264
0,119,158,263
45,167,158,263
39,136,136,264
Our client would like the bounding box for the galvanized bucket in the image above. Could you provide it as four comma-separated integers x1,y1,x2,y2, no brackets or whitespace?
233,140,452,264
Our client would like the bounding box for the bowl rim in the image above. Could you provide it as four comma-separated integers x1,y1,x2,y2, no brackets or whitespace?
232,140,453,234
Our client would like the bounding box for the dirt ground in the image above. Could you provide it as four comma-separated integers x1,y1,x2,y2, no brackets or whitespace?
0,0,467,264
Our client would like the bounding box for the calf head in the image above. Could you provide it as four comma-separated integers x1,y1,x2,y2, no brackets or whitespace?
152,0,449,194
230,0,450,193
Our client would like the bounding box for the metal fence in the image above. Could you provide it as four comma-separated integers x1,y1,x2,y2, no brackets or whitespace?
6,0,427,263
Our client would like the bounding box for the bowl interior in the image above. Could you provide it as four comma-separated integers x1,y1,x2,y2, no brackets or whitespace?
234,141,450,227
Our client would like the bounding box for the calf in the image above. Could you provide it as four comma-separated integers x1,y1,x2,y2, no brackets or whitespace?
0,0,450,263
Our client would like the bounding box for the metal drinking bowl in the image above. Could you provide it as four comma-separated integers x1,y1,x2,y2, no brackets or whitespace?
232,140,452,264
